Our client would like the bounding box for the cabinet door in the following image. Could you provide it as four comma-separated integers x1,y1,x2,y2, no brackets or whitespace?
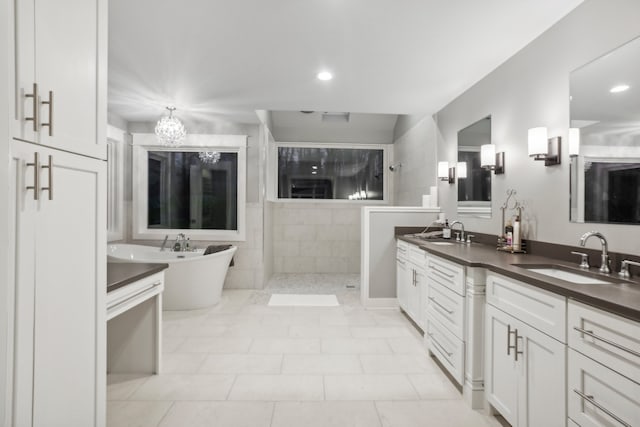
518,321,566,427
13,0,106,159
396,257,408,310
9,141,39,426
485,304,519,427
31,146,106,426
406,266,421,324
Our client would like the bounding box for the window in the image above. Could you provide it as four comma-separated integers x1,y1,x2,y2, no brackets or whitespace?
275,145,387,201
132,134,247,241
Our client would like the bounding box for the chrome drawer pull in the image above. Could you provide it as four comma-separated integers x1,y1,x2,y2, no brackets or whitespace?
26,152,40,200
41,155,53,200
428,296,454,314
573,326,640,358
41,90,53,136
428,333,453,357
573,389,631,427
25,83,39,131
429,264,455,278
507,325,517,356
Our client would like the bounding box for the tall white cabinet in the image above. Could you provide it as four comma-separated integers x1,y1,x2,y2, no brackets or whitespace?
12,0,107,159
5,0,107,425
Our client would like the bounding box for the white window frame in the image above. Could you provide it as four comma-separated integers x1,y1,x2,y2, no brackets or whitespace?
269,141,391,204
107,125,125,242
132,133,247,241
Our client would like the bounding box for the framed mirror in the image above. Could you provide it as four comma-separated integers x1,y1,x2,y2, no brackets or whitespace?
457,116,492,217
570,37,640,224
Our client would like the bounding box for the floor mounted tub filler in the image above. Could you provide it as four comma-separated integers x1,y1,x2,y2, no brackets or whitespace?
107,243,237,310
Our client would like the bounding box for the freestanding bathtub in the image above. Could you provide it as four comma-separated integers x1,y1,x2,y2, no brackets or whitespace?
107,243,237,310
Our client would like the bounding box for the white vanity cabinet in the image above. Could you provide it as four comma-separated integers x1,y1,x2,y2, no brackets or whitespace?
9,140,106,426
12,0,107,159
567,301,640,427
485,273,567,427
396,240,426,329
424,253,486,409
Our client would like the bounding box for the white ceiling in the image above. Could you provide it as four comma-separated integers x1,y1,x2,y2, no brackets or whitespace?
108,0,583,126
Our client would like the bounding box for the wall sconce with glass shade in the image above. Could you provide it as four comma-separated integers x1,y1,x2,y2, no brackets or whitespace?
480,144,505,174
568,128,580,157
528,127,561,166
438,161,455,184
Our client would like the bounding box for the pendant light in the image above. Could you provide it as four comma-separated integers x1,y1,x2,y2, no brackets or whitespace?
155,106,186,146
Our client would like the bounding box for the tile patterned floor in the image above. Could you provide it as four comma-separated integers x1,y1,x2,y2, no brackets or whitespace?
107,274,500,427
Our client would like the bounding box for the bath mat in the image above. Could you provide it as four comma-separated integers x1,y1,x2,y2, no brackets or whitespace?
268,294,339,307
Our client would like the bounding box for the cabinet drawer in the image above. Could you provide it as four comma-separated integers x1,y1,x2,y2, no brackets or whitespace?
568,349,640,427
107,272,164,321
568,300,640,384
397,240,409,259
486,273,566,342
426,314,464,385
408,245,427,266
427,255,465,296
426,279,465,340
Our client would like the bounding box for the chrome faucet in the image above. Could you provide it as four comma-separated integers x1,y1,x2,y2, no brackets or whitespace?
450,220,465,242
579,231,610,274
160,234,169,252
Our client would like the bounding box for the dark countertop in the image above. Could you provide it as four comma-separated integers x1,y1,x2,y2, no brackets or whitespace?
398,235,640,322
107,262,169,293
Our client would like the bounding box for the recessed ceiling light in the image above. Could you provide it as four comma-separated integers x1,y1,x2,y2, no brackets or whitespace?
317,71,333,81
311,171,317,175
312,165,318,170
610,84,630,93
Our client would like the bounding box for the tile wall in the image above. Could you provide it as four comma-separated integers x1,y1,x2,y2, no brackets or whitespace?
273,203,361,274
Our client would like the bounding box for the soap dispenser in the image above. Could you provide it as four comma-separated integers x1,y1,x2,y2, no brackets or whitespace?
442,220,451,239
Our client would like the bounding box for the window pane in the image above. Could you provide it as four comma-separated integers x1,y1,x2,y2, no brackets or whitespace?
277,147,384,200
147,151,238,230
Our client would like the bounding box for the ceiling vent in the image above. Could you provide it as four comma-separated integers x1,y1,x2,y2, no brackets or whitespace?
321,112,350,123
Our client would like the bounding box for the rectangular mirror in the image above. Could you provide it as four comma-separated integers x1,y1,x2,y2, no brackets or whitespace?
570,36,640,224
457,116,492,217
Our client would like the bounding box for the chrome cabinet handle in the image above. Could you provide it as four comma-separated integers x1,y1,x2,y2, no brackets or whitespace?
26,152,40,200
41,90,53,136
573,389,631,427
41,155,53,200
514,332,523,361
428,333,453,356
573,326,640,358
412,269,416,286
507,324,517,356
25,83,39,131
428,296,453,314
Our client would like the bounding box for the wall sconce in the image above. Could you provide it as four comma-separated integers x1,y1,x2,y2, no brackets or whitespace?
528,127,561,166
457,162,467,179
438,161,455,184
480,144,505,174
569,128,580,157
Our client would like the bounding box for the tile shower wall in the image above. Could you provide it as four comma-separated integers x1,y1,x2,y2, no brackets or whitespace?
273,203,361,274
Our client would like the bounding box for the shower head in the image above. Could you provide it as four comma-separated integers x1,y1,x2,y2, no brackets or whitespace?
388,163,402,172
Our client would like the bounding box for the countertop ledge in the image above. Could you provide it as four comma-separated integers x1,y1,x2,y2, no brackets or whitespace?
107,262,169,293
398,235,640,322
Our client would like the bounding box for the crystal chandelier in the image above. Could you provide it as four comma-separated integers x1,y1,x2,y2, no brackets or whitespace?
199,151,221,164
155,106,186,145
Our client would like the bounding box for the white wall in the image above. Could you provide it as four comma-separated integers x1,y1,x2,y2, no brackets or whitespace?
400,0,640,255
273,203,361,273
391,115,439,206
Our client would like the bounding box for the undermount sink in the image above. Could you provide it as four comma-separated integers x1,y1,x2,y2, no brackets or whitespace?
513,264,612,285
428,242,455,246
